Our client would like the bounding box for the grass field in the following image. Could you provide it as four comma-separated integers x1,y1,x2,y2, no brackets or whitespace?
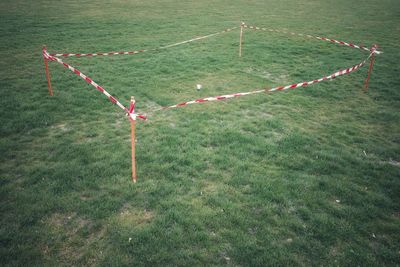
1,0,400,266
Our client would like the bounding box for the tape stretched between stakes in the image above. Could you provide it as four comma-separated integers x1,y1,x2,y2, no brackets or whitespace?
43,48,146,120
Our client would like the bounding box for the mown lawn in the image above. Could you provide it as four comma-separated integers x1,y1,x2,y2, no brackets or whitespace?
1,0,399,266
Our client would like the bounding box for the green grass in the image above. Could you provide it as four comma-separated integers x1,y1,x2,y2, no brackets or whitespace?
1,0,400,266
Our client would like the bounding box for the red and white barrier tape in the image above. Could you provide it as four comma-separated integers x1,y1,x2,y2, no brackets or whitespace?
49,26,237,58
43,47,146,121
160,47,378,110
45,22,380,120
50,49,147,58
243,24,382,54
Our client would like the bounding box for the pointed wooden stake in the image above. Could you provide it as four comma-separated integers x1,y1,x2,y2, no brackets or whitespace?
43,45,53,96
239,22,245,58
130,96,137,182
364,52,376,92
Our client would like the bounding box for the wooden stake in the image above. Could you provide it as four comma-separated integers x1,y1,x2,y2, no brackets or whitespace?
364,52,376,92
130,96,137,182
239,22,244,58
43,45,54,96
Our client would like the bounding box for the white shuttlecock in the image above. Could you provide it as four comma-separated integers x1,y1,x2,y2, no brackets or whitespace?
196,84,202,90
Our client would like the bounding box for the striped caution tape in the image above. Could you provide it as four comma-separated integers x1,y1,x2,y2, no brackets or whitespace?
159,48,377,111
50,50,147,58
43,47,146,121
243,24,376,53
49,26,238,58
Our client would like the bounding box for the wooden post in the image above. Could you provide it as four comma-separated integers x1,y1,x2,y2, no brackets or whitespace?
43,45,54,96
130,96,137,182
239,22,244,58
364,52,376,92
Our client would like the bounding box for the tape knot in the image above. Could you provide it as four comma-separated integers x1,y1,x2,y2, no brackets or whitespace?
370,44,382,55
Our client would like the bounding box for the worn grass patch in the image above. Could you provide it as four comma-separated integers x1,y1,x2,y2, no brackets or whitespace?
43,213,106,266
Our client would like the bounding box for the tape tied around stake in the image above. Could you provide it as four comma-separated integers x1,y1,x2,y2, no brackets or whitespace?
370,44,382,55
43,48,147,121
